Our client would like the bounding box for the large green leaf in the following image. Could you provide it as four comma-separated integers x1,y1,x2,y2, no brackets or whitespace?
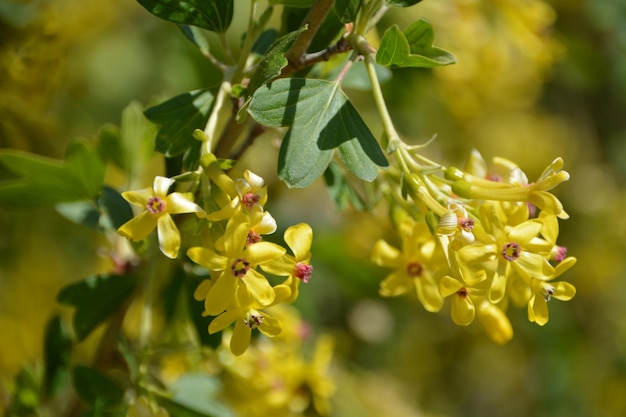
57,274,138,341
144,89,213,168
335,0,361,23
0,141,105,207
248,78,388,188
136,0,233,33
376,19,456,68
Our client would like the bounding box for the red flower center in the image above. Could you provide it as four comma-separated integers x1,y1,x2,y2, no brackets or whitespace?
501,242,521,261
242,192,260,209
406,262,423,277
146,197,166,214
294,262,313,283
231,258,250,278
247,230,262,245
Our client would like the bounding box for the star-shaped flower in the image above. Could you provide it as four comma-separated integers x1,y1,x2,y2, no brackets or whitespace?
117,176,205,259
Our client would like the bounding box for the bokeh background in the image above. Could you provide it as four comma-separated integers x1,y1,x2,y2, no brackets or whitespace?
2,0,626,416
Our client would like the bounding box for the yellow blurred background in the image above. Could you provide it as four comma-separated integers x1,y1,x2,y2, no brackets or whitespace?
2,0,626,416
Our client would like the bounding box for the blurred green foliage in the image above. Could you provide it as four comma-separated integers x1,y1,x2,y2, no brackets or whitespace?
1,1,626,416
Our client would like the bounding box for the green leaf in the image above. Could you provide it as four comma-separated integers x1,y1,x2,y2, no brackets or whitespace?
43,315,72,399
0,142,105,207
136,0,233,33
386,0,422,7
324,162,366,211
179,24,210,55
376,19,456,68
335,0,361,23
72,366,124,407
144,89,214,165
248,78,388,188
57,274,138,341
98,186,134,230
247,26,308,97
55,200,100,229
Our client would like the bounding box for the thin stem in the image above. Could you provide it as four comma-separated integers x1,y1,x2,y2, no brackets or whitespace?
363,52,401,154
232,0,260,84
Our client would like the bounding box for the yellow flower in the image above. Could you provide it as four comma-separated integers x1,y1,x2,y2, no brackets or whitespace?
371,219,444,312
261,223,314,304
117,176,204,259
209,285,282,356
457,202,554,304
528,257,577,326
439,275,479,326
187,212,285,316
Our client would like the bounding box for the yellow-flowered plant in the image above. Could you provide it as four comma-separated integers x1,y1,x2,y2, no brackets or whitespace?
0,1,579,416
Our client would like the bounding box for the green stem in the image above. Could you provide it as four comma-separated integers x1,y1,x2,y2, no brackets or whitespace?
232,0,261,84
363,52,401,154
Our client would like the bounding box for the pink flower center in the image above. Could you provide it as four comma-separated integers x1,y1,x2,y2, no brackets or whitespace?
501,242,521,261
551,245,567,262
406,262,423,277
242,192,260,209
458,217,475,232
146,197,166,214
294,262,313,283
231,258,250,278
247,230,262,245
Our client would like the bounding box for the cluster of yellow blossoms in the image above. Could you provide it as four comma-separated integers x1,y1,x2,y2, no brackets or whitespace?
117,153,314,356
372,149,576,344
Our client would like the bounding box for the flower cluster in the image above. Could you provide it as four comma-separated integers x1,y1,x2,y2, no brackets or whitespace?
117,154,314,355
372,149,576,343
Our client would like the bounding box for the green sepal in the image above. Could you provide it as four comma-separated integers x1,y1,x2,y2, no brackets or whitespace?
377,18,456,68
136,0,233,33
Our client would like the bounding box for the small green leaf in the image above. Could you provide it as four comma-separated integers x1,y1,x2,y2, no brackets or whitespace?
164,373,234,417
248,78,388,188
55,201,100,229
98,186,134,230
43,315,72,399
72,366,125,407
57,274,138,341
324,162,365,211
136,0,233,33
144,89,214,167
335,0,361,23
0,142,105,207
247,26,308,97
377,19,456,68
179,24,210,55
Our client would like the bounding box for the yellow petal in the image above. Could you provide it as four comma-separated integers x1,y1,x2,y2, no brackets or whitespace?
456,243,497,265
415,276,444,312
528,294,549,326
439,275,464,297
477,302,513,344
187,247,228,271
230,318,252,356
553,281,576,301
284,223,313,260
512,251,554,280
122,187,153,207
245,241,286,265
153,176,175,196
508,220,542,244
379,271,412,297
157,214,181,259
118,211,157,241
193,279,212,301
489,265,508,303
224,213,249,255
260,255,296,277
242,269,275,306
371,240,402,268
166,192,204,215
205,273,237,316
259,313,282,337
208,310,240,334
451,294,475,326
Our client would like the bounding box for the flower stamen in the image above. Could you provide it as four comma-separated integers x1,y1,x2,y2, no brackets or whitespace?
294,262,313,283
242,192,260,209
406,262,423,277
146,197,166,214
231,258,250,278
501,242,521,261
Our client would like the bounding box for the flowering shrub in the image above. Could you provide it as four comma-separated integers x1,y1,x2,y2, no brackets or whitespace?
0,0,575,416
